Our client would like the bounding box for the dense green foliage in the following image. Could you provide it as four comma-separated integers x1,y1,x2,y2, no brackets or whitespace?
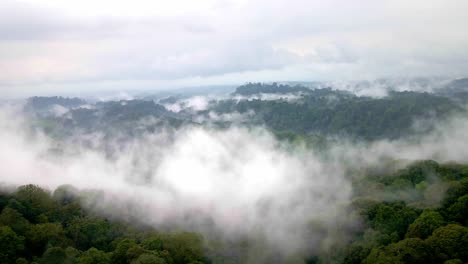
232,82,311,95
26,97,86,112
27,83,465,141
435,78,468,103
213,89,462,140
17,83,468,263
0,185,209,264
1,160,467,263
339,161,468,264
29,100,188,139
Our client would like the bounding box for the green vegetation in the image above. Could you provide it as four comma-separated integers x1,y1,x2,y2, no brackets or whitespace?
213,89,462,140
30,100,189,139
0,160,467,263
16,84,468,263
0,185,209,264
27,84,465,141
232,82,311,95
26,97,85,112
339,161,468,264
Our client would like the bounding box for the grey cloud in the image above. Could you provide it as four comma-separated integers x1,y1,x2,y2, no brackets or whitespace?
1,0,468,95
0,0,215,41
0,0,89,40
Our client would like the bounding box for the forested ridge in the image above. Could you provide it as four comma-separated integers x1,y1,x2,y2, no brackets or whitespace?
27,83,465,141
0,185,209,264
0,160,467,263
3,0,468,259
342,160,468,264
4,82,468,263
232,83,311,95
213,85,463,140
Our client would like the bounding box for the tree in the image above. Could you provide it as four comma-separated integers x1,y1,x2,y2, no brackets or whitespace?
406,210,445,239
79,248,110,264
65,246,81,264
0,185,211,264
142,236,164,251
160,232,205,264
66,217,116,251
131,254,167,264
425,224,468,262
363,238,431,264
111,239,135,264
343,244,370,264
399,160,439,186
53,185,79,205
0,207,31,235
13,185,56,223
28,223,66,255
111,239,145,264
367,202,419,237
443,260,463,264
40,247,67,264
446,194,468,224
126,244,145,262
0,226,25,264
442,178,468,208
15,258,28,264
0,193,10,212
52,185,83,223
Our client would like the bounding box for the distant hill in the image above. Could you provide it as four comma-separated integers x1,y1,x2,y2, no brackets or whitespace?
436,78,468,103
212,90,463,140
24,96,87,118
232,82,311,95
31,99,189,140
446,78,468,90
26,96,86,110
24,85,466,141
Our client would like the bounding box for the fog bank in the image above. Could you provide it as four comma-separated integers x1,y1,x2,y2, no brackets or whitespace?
0,105,468,259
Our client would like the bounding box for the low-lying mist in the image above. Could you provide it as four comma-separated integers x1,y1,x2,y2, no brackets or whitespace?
0,103,468,261
0,105,352,256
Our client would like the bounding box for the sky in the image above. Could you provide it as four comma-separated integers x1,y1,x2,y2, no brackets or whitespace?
1,0,468,97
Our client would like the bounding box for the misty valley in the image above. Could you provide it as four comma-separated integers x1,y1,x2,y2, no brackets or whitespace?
0,80,466,264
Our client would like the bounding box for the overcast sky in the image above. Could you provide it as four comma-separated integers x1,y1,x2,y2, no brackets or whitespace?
1,0,468,97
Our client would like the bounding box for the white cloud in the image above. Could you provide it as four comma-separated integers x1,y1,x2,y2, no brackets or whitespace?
1,0,468,96
0,105,468,258
0,106,352,255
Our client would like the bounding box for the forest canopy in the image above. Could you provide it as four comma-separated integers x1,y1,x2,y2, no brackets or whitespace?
0,159,467,263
